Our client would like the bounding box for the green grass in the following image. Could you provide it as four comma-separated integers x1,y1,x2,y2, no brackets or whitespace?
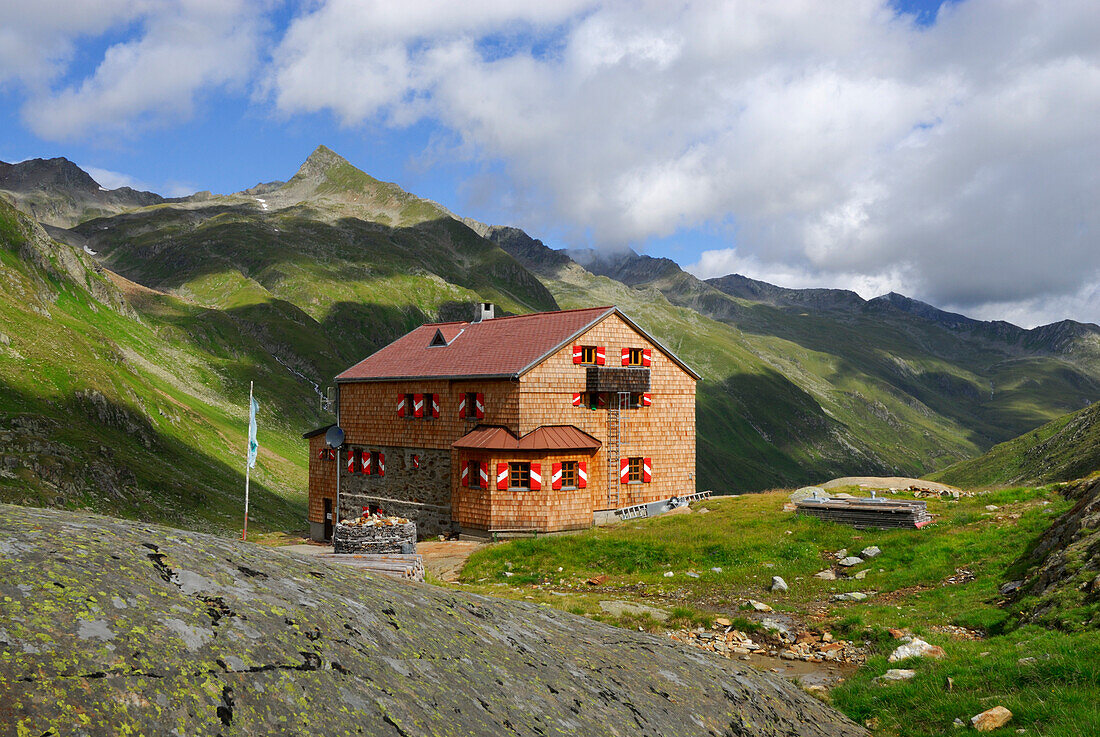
931,401,1100,488
456,487,1094,736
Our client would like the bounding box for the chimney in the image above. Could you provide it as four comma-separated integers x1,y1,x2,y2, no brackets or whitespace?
474,302,495,322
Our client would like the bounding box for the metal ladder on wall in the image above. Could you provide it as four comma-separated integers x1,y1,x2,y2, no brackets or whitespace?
607,392,629,508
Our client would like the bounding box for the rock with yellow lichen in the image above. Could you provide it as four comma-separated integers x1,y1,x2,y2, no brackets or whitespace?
0,503,867,736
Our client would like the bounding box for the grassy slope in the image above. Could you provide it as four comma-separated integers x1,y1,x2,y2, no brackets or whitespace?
651,269,1100,455
931,401,1100,487
0,199,311,534
457,488,1096,736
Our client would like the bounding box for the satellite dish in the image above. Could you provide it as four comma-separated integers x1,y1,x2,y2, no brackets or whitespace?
325,426,345,448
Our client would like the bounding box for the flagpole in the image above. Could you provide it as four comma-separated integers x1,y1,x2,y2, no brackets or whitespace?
243,380,253,541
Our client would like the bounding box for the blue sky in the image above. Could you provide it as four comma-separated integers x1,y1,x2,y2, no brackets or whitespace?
1,0,1097,327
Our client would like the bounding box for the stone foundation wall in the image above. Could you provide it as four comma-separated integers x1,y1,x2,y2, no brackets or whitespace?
337,445,454,537
333,521,417,555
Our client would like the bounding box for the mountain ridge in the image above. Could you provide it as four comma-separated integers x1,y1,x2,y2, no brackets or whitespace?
3,147,1099,527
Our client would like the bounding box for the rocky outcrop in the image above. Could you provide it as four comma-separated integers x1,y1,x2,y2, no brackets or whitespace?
1012,477,1100,628
0,503,867,736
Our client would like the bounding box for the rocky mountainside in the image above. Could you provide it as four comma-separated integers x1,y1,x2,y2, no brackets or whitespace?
0,503,866,736
1008,476,1100,629
0,157,166,228
932,401,1100,487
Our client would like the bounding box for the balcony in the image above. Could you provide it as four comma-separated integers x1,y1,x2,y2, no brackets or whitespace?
586,366,650,394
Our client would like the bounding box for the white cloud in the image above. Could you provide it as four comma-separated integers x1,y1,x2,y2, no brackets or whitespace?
9,0,265,140
82,165,146,190
266,0,1100,326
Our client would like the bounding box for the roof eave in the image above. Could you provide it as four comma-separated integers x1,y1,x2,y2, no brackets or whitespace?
336,373,519,384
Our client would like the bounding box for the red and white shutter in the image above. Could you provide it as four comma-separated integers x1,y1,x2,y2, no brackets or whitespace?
621,347,630,366
396,394,406,417
413,393,424,418
643,457,652,483
327,449,336,461
363,451,372,475
642,348,651,367
497,463,509,490
572,345,583,364
317,448,326,460
572,392,582,407
412,454,420,469
577,461,587,488
597,393,607,408
479,464,490,489
529,463,541,490
431,394,440,418
458,394,467,418
378,453,386,477
642,392,652,407
461,463,469,486
347,449,356,473
475,393,485,419
551,462,562,490
596,346,606,365
620,457,629,483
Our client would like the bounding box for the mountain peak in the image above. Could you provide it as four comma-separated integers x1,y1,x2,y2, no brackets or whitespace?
0,156,101,193
290,145,357,184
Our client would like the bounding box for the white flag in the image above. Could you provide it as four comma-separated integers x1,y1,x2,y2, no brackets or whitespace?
247,395,259,469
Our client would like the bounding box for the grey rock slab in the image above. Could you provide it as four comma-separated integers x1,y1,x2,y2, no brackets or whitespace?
771,576,788,593
814,570,837,580
838,557,864,567
598,599,669,622
0,503,866,737
860,546,881,558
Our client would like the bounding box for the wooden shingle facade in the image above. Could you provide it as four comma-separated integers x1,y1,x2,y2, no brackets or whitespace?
305,306,698,539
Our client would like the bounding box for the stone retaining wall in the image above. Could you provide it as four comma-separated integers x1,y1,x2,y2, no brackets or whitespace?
333,521,417,555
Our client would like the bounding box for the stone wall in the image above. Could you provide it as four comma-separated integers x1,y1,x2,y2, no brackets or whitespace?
333,521,417,554
337,445,455,537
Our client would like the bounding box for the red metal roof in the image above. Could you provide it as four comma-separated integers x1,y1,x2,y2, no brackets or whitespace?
336,307,615,381
452,425,602,451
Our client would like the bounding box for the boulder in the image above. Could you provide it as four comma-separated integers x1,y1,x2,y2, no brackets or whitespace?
838,557,863,567
888,638,946,662
860,546,881,558
771,576,789,593
0,504,869,737
971,706,1012,732
873,669,915,683
814,570,837,580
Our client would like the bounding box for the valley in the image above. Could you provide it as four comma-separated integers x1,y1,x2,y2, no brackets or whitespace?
6,147,1097,534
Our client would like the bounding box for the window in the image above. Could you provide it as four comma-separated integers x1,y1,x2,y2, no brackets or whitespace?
403,393,416,418
628,457,643,483
467,459,481,488
560,461,577,489
509,462,531,489
370,451,381,473
626,347,644,366
581,345,597,364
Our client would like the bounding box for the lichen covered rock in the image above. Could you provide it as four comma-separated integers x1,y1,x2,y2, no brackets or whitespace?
0,504,866,736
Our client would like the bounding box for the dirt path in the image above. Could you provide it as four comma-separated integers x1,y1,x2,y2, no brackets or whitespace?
417,540,484,581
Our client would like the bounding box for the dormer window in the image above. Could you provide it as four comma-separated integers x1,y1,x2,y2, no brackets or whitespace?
430,329,448,347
